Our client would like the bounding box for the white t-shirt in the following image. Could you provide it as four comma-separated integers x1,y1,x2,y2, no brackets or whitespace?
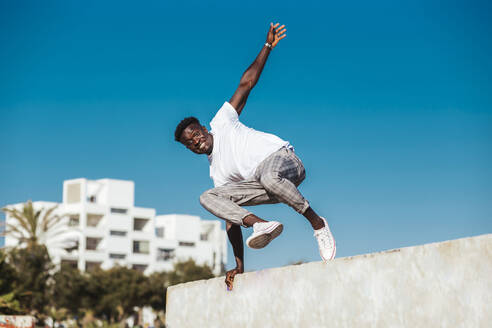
208,102,291,187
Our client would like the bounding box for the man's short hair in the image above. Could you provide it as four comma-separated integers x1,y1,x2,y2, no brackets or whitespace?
174,116,200,142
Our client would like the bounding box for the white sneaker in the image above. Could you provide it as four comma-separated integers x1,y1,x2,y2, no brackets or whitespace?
246,221,283,249
314,217,336,261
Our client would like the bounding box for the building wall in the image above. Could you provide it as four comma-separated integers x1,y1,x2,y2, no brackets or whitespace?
154,214,227,274
4,178,226,276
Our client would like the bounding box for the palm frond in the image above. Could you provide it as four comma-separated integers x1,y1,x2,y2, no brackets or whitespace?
41,204,59,232
5,223,26,236
2,207,31,233
18,201,39,240
3,201,79,252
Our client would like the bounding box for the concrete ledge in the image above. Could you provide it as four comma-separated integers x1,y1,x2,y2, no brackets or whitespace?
166,234,491,327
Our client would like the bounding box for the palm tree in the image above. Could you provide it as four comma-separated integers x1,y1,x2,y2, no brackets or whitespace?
1,200,78,251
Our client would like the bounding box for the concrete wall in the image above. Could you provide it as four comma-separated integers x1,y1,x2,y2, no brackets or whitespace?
166,234,491,328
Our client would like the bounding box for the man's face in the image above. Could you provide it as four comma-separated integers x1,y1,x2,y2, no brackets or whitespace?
179,123,213,155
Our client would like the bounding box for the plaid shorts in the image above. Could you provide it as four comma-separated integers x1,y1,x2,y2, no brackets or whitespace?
199,147,310,226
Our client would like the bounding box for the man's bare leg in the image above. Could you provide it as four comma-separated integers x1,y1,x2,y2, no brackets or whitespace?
303,207,325,230
242,214,268,227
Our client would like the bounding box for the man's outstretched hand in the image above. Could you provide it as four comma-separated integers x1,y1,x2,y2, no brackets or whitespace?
267,22,287,49
225,266,244,291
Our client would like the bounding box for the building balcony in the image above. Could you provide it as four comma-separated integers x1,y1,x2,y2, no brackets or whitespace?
85,237,104,251
131,253,151,266
154,238,178,249
84,227,105,238
107,215,131,231
60,253,79,261
156,247,176,262
130,230,154,241
132,207,155,218
133,217,151,232
85,261,103,272
85,203,106,215
63,203,83,214
86,213,105,228
131,263,149,273
59,249,80,259
60,258,78,269
84,250,106,262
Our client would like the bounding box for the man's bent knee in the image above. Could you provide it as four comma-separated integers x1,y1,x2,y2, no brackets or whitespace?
199,189,250,227
199,189,217,208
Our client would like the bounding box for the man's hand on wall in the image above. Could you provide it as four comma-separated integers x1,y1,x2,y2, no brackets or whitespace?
225,267,244,291
266,22,287,49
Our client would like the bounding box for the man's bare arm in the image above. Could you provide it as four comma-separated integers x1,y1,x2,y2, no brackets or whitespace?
224,221,244,290
229,22,287,115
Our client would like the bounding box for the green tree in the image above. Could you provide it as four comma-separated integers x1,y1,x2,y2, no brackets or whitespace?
167,259,214,286
0,249,25,314
85,266,148,323
52,264,89,323
8,244,54,320
0,249,17,295
143,272,168,313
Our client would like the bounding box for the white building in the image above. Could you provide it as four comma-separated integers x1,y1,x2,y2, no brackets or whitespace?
4,178,227,275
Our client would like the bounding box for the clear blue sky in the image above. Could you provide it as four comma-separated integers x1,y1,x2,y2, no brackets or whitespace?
1,0,491,270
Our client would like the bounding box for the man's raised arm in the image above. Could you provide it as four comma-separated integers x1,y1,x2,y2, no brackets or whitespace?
229,22,286,115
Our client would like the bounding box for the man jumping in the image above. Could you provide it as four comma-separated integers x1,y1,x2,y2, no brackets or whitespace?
174,22,336,290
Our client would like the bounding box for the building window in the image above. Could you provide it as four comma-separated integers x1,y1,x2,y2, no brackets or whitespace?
61,259,78,269
157,248,175,261
85,261,102,272
132,264,148,272
178,241,195,247
110,230,127,237
133,240,150,254
86,237,102,251
133,218,149,231
87,214,103,227
200,233,209,241
68,215,80,227
111,208,127,214
155,227,164,238
109,253,126,259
